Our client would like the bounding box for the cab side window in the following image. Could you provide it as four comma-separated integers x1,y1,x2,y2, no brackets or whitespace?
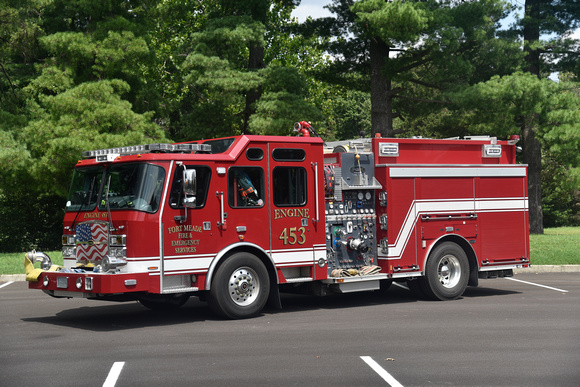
168,165,211,209
228,167,264,207
273,167,307,207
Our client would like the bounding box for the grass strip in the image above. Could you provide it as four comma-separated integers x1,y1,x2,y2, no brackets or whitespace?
0,228,578,275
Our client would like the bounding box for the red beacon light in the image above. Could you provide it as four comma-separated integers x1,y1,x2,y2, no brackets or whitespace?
294,121,312,137
508,134,520,145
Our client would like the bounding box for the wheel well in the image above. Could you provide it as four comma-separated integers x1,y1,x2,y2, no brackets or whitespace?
430,236,478,287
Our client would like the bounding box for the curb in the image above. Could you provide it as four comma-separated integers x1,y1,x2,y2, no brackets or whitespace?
2,266,579,283
1,274,26,282
514,265,580,274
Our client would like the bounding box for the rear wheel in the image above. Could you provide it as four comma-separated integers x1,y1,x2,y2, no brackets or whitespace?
208,252,270,319
421,242,469,301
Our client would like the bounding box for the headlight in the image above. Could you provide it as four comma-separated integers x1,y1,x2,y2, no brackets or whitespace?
62,235,76,259
62,246,76,259
62,234,76,245
109,247,126,258
109,235,126,246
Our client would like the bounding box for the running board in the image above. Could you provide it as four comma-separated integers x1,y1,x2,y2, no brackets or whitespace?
322,274,390,293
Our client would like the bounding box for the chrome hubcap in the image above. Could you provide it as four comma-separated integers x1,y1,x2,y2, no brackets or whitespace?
228,266,260,306
438,255,461,288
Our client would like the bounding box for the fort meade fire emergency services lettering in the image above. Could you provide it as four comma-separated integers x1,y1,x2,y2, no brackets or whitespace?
168,225,202,253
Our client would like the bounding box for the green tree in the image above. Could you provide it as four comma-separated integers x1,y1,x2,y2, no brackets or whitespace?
175,0,322,139
503,0,580,233
451,72,580,228
0,0,168,251
319,0,521,137
22,79,166,195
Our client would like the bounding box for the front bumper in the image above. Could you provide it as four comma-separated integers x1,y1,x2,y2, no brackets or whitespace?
25,250,150,297
28,271,150,297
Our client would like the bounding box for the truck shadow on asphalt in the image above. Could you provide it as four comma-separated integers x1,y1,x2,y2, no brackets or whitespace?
21,283,519,332
274,283,519,313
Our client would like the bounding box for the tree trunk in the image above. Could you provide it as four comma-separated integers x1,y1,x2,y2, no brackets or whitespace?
370,36,394,137
522,114,543,234
242,44,264,134
523,0,544,234
524,0,541,76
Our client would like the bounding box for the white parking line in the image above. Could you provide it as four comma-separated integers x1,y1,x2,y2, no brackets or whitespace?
361,356,404,387
505,277,568,293
103,362,125,387
0,281,15,289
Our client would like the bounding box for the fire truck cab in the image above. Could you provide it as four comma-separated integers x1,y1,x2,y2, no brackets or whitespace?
26,131,530,319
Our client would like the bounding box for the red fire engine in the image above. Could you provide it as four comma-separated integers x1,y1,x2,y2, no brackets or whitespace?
26,125,530,318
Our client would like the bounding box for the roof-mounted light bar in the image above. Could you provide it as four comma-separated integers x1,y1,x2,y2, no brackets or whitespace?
82,143,211,159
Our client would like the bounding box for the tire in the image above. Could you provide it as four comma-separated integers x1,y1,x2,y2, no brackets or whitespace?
421,242,469,301
139,294,190,310
208,252,270,319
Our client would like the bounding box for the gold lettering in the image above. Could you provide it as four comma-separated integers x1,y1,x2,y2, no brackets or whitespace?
171,239,200,246
274,208,309,219
174,247,196,253
168,224,203,234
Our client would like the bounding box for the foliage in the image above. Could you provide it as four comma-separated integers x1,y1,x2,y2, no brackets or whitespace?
0,191,63,252
449,72,580,179
23,79,167,195
542,152,580,227
248,65,323,135
502,0,580,80
324,87,372,140
0,0,579,251
158,0,323,140
0,0,168,252
449,72,580,228
315,0,526,138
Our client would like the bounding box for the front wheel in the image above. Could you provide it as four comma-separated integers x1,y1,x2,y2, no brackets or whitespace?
420,242,469,301
208,253,270,319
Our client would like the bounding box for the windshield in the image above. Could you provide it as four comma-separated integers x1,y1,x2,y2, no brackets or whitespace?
99,163,166,213
66,163,166,213
203,138,235,153
66,166,104,212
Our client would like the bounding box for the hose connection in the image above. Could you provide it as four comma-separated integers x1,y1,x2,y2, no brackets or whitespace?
26,250,52,270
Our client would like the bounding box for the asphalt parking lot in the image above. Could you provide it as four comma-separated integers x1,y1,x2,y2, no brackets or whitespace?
1,273,578,387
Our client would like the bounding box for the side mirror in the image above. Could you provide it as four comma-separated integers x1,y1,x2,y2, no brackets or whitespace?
183,168,196,208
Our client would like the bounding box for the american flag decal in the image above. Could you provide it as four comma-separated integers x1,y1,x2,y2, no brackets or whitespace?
76,222,108,263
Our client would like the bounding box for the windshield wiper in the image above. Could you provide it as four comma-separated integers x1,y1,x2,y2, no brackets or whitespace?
104,174,116,231
70,176,96,231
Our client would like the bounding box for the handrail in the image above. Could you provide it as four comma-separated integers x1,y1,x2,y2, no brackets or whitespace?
312,162,319,223
421,213,477,221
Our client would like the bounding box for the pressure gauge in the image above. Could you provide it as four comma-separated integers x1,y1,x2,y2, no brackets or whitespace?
365,192,372,200
358,192,364,200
